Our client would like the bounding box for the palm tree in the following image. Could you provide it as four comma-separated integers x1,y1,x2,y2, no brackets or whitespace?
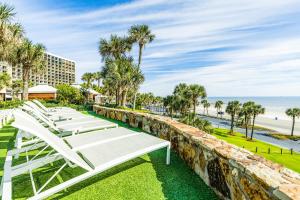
0,4,24,62
173,83,192,116
98,35,132,61
225,101,241,134
250,104,265,140
128,24,155,67
285,108,300,136
240,101,255,138
93,71,102,87
215,100,223,118
81,72,94,88
201,99,208,114
130,66,144,107
12,38,46,100
189,84,206,114
204,102,210,115
129,25,155,110
163,95,174,117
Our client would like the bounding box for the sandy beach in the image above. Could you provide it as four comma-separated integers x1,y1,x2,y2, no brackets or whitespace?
197,107,300,136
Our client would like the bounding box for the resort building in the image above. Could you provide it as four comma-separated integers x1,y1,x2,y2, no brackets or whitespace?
11,52,76,87
28,84,57,100
0,52,76,99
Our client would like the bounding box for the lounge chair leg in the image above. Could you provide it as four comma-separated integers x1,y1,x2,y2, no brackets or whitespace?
166,144,170,165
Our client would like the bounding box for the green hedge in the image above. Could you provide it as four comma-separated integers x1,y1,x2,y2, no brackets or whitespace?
0,100,23,109
40,100,93,111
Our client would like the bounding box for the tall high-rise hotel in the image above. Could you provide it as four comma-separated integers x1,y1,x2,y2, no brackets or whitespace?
0,52,76,87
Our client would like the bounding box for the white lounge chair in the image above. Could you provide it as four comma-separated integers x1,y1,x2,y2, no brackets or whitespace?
25,101,83,121
22,105,117,132
0,110,171,200
32,99,75,113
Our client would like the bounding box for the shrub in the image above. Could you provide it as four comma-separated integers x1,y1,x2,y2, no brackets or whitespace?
179,113,213,133
56,84,84,104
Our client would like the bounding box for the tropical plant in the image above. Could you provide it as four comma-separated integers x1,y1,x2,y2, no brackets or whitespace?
189,84,206,114
98,35,132,61
215,100,223,118
12,38,46,100
285,108,300,136
249,104,265,140
240,101,255,138
225,101,241,134
0,72,10,90
128,24,155,67
81,72,94,88
93,71,102,87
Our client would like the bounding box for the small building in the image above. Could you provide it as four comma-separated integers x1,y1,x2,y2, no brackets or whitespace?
71,84,100,101
28,84,57,100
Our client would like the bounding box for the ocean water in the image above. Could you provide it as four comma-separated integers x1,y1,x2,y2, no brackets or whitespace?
199,96,300,120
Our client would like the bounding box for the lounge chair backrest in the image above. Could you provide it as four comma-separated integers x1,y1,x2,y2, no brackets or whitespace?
21,104,57,131
25,101,48,116
32,100,48,112
12,110,92,171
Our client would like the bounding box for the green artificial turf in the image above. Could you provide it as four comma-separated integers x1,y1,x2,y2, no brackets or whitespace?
0,121,218,200
212,128,300,174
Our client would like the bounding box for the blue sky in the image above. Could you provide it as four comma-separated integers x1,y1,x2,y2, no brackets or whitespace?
5,0,300,96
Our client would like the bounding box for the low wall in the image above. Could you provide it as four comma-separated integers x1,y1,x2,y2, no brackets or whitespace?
93,105,300,200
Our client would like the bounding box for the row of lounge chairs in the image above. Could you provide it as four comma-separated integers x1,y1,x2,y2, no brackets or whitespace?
0,100,171,200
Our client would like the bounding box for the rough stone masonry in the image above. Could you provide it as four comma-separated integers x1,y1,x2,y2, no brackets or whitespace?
93,105,300,200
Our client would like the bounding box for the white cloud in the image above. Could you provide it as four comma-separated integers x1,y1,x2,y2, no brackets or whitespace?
5,0,300,96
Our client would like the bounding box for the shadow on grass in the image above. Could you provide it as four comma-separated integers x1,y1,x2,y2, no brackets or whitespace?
0,125,17,178
12,157,149,199
148,150,218,200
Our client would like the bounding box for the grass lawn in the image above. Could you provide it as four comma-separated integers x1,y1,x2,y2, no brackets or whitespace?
212,128,300,174
0,121,218,200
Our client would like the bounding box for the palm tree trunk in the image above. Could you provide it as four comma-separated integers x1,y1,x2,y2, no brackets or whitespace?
138,43,143,67
22,68,29,101
121,90,128,107
251,116,256,140
245,116,248,138
291,116,295,136
133,91,137,110
230,115,234,134
115,88,119,106
193,100,196,114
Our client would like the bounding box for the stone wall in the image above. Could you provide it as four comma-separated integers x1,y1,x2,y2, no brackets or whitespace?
93,105,300,200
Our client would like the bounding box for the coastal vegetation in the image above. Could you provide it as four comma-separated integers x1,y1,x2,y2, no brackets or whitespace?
213,128,300,173
225,101,241,134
